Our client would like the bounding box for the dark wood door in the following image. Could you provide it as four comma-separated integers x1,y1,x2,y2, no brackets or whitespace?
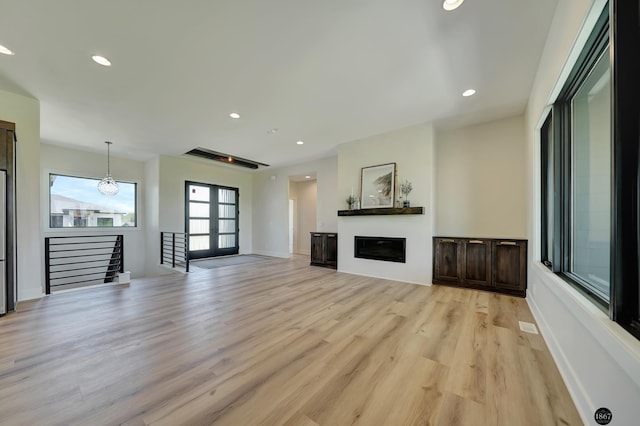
433,238,463,283
310,233,325,265
325,234,338,267
463,239,492,287
492,240,527,292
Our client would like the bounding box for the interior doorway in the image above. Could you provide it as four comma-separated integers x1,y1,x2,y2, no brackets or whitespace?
288,199,295,254
288,175,317,256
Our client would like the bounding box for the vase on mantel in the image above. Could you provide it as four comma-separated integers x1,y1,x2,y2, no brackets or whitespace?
399,179,413,209
346,195,357,210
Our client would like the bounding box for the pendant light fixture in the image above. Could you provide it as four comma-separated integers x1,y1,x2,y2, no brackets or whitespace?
98,141,119,195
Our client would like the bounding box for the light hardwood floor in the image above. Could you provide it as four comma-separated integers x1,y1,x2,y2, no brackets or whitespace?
0,256,581,425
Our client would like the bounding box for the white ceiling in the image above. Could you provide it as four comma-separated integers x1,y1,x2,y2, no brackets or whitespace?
0,0,557,169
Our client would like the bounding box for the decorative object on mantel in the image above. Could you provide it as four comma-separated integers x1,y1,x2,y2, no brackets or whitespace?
346,195,359,210
360,163,396,209
98,141,119,196
399,179,413,208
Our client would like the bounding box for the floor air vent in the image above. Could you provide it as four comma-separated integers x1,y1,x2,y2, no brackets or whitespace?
185,148,269,169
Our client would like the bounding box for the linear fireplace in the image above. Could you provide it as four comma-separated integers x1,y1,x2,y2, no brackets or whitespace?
354,236,406,263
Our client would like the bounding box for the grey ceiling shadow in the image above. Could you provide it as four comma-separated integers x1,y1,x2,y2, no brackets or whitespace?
0,72,36,99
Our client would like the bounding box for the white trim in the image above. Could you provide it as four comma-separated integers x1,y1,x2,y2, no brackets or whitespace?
16,288,44,302
253,250,289,259
546,0,609,105
336,267,433,287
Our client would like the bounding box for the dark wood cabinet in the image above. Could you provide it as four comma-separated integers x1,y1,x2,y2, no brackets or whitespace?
433,238,464,283
463,239,492,287
433,237,527,297
492,240,527,292
310,232,337,269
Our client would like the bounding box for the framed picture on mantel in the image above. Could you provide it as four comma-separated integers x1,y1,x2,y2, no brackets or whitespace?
360,163,396,209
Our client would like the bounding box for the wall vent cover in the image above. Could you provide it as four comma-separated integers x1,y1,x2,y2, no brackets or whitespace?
518,321,539,334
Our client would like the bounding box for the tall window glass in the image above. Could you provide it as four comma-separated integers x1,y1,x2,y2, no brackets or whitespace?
570,49,611,301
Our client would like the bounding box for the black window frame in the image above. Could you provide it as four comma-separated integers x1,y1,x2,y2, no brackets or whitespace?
540,112,553,269
48,173,138,229
540,0,640,339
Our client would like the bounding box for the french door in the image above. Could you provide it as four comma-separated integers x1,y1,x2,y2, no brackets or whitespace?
186,181,239,259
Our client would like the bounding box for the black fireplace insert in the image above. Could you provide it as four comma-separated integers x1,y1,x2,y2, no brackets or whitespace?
354,236,406,263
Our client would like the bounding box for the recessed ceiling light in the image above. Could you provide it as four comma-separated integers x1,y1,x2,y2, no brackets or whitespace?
0,44,15,56
229,112,240,119
443,0,464,11
462,89,476,97
297,141,304,145
305,176,311,179
92,55,111,66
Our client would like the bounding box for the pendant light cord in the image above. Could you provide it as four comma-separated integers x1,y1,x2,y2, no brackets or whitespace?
106,141,112,176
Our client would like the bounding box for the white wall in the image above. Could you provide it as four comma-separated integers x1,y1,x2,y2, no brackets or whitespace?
144,156,161,276
435,115,527,238
40,143,147,278
525,0,640,424
252,157,337,258
289,180,317,255
0,89,42,301
337,123,435,285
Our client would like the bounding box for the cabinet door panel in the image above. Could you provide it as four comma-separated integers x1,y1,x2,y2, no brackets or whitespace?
433,238,463,282
325,234,338,267
492,241,527,291
464,240,492,286
310,233,338,269
310,234,325,265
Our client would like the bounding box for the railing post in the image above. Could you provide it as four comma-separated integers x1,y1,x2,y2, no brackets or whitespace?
185,234,190,272
172,233,176,268
119,235,124,273
160,232,164,265
44,237,51,294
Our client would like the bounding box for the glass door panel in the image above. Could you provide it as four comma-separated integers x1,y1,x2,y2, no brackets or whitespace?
186,182,239,258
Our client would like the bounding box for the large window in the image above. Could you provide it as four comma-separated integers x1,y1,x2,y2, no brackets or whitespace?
570,50,611,300
49,174,137,228
541,6,610,306
541,1,640,339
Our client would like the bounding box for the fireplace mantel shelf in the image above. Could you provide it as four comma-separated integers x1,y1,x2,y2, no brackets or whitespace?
337,207,424,216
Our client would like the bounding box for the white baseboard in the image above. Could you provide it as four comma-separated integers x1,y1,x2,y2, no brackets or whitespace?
527,295,592,426
253,250,290,259
18,287,45,302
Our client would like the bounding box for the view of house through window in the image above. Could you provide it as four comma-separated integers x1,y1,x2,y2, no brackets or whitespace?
49,174,137,228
